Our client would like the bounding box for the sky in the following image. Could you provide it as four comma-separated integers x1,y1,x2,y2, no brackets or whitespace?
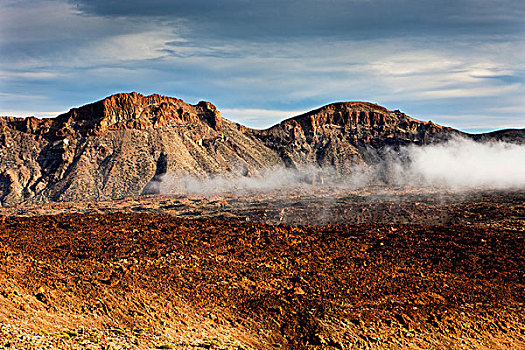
0,0,524,132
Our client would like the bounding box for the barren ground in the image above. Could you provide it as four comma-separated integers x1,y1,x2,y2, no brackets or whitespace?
0,189,524,349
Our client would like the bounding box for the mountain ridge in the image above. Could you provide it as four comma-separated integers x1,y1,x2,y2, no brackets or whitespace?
1,92,523,205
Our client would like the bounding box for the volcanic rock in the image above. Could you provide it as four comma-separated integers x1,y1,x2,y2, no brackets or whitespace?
0,93,280,205
1,93,524,205
251,102,462,171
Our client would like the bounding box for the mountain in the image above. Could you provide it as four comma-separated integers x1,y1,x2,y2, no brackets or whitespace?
250,102,463,171
0,92,523,205
0,93,280,205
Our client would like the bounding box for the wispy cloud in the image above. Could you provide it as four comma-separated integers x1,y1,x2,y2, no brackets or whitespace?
0,110,63,118
420,83,523,99
0,71,61,80
77,31,182,63
424,112,525,131
221,108,302,129
0,0,523,131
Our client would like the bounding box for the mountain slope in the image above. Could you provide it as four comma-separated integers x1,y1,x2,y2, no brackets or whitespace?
0,93,281,205
251,102,463,172
0,93,523,205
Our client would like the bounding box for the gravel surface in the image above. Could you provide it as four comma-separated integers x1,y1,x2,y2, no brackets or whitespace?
0,209,523,349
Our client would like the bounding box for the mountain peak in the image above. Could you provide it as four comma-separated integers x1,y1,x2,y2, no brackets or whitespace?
256,100,460,168
319,101,390,111
2,93,523,205
55,92,222,135
273,100,424,131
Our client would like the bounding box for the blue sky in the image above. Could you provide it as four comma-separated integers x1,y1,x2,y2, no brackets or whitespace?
0,0,524,132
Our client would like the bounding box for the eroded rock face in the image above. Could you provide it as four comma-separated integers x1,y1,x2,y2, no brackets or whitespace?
252,102,463,171
0,93,280,205
1,93,523,205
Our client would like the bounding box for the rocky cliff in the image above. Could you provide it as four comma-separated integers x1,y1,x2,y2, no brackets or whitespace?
0,93,281,204
0,93,523,205
251,102,463,171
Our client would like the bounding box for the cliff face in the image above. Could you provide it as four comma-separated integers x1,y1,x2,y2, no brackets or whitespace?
0,93,281,205
252,102,463,171
1,93,523,205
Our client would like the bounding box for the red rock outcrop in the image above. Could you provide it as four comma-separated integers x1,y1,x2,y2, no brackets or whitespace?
252,102,463,171
1,93,523,205
0,93,280,205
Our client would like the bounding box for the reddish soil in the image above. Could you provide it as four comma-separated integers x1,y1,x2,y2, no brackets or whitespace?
0,211,524,349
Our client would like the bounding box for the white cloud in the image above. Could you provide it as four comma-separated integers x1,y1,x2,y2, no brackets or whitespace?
427,114,525,131
154,138,525,196
368,53,459,77
420,83,522,99
78,30,181,63
405,138,525,189
488,105,525,114
0,71,60,80
221,108,302,129
0,0,186,69
0,110,62,118
0,2,523,131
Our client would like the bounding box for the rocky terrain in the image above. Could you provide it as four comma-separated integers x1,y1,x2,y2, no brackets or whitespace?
0,93,280,205
250,102,461,171
1,93,524,349
0,188,523,349
0,201,524,349
2,92,523,206
1,188,524,229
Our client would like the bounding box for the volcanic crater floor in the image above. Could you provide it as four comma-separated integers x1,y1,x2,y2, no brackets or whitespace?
0,190,524,349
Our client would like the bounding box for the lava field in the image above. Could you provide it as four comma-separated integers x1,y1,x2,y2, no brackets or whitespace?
0,191,524,349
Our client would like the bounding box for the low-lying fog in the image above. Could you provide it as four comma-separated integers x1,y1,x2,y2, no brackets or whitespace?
152,137,525,195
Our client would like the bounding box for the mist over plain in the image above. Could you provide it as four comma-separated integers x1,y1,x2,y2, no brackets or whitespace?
154,137,525,195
